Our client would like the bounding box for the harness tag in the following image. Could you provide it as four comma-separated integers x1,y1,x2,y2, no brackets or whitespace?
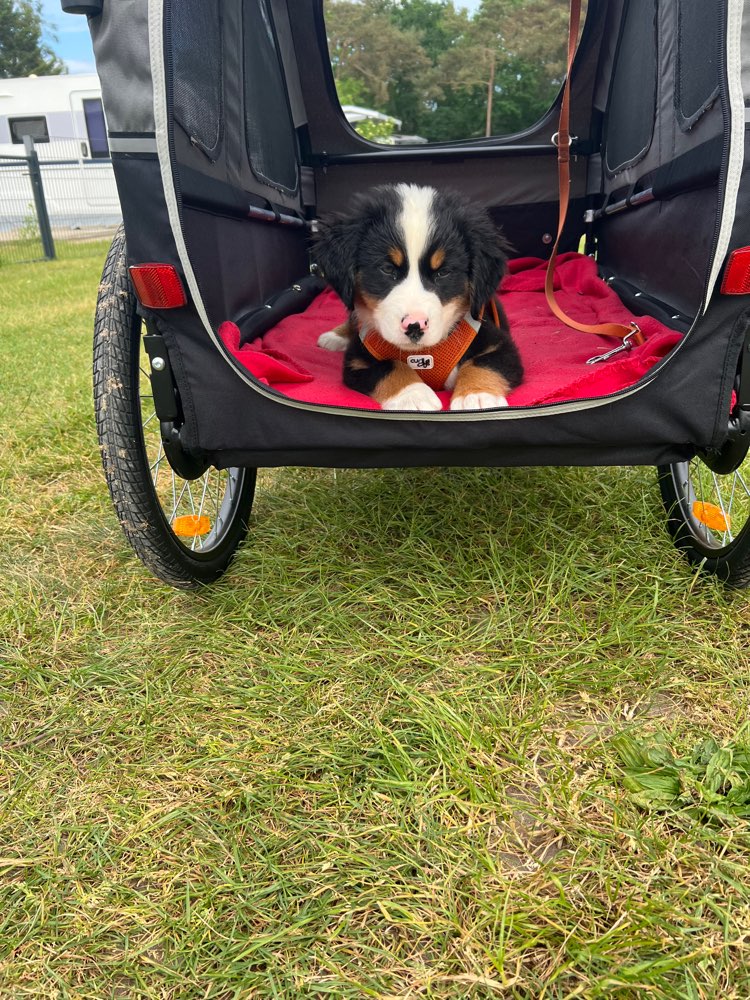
406,355,434,371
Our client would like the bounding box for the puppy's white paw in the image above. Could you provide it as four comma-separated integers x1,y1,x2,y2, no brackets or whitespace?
382,382,442,412
317,330,349,351
450,392,508,411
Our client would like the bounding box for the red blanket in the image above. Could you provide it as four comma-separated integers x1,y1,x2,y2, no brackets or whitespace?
219,253,682,410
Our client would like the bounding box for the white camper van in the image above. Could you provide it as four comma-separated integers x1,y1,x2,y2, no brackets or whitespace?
0,74,121,232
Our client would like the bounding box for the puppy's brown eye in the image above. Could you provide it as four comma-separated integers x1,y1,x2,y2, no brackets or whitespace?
435,268,450,279
380,263,397,278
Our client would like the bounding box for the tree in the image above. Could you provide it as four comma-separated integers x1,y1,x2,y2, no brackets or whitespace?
383,0,471,137
0,0,65,78
439,0,577,137
387,0,468,64
325,0,433,109
323,0,584,143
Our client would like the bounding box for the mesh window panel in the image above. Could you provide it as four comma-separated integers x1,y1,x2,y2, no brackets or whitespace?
243,0,298,194
604,0,657,174
675,1,720,131
172,0,223,158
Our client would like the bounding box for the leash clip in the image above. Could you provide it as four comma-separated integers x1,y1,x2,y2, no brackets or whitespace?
586,324,643,365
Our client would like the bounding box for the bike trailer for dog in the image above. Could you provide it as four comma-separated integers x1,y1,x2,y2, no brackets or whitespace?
69,0,750,588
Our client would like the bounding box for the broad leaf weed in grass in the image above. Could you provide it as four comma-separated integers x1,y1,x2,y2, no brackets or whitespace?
615,732,750,822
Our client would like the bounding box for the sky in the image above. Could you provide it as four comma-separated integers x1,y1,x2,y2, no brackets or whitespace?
41,1,96,74
40,0,482,78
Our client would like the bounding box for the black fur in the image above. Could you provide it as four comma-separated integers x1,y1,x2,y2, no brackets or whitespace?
313,186,401,309
461,202,513,317
463,308,524,390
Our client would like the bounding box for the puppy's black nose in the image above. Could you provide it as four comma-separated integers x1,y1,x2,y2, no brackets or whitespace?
405,322,424,343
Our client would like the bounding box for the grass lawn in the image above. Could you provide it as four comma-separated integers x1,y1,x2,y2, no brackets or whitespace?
1,242,749,998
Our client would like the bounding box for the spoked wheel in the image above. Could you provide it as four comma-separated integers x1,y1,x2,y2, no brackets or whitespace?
93,225,256,588
658,451,750,588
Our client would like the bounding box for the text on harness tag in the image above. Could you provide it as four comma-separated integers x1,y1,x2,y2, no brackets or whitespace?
407,355,434,371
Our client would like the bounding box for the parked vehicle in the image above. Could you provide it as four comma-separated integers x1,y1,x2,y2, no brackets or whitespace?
0,74,119,231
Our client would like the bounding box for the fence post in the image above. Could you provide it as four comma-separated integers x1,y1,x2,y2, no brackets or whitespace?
23,135,56,261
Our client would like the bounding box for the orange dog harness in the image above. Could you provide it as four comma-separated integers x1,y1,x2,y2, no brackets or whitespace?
362,317,478,392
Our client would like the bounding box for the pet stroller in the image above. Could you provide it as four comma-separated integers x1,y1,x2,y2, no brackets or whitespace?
68,0,750,588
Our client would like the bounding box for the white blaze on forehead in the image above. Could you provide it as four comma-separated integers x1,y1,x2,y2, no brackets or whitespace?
374,183,454,348
395,184,436,271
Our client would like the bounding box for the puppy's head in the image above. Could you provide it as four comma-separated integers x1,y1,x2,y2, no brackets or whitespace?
314,184,510,349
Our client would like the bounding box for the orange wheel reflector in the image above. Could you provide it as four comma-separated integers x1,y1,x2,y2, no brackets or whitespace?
172,514,211,537
692,501,730,532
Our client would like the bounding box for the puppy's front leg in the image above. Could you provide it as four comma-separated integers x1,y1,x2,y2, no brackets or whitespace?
344,347,441,411
318,319,353,352
378,364,443,411
449,360,510,411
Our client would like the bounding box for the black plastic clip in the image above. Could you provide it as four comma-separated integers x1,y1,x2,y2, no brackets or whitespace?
701,325,750,475
142,325,210,480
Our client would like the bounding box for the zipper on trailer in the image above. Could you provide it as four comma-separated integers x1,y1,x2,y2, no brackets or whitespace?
216,334,682,422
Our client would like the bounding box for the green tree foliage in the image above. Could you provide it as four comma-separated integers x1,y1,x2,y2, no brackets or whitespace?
0,0,65,78
325,0,433,109
324,0,583,143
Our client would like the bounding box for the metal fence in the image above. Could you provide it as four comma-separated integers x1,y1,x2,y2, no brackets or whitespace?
0,137,122,266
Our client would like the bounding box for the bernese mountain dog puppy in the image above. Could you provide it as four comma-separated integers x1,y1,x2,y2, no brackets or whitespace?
314,183,523,411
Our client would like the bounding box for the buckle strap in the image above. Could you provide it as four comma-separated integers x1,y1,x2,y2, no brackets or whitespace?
544,0,646,355
585,326,643,364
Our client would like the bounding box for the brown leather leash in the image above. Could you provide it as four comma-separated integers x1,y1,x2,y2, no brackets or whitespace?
544,0,645,363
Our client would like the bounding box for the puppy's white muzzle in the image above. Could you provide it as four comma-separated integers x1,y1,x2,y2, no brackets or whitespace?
373,277,462,349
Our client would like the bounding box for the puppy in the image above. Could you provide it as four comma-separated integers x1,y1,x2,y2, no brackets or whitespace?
314,183,523,411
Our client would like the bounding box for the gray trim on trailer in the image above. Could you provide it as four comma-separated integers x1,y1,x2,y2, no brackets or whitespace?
90,0,154,136
706,0,746,305
742,3,750,97
108,136,158,154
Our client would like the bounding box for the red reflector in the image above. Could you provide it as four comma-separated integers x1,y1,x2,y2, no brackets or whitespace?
721,248,750,295
129,264,187,308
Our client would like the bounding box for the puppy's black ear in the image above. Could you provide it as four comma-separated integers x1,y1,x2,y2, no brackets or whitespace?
465,206,512,317
313,213,363,310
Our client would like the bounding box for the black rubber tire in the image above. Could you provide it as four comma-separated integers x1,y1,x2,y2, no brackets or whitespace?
93,225,256,588
658,459,750,588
